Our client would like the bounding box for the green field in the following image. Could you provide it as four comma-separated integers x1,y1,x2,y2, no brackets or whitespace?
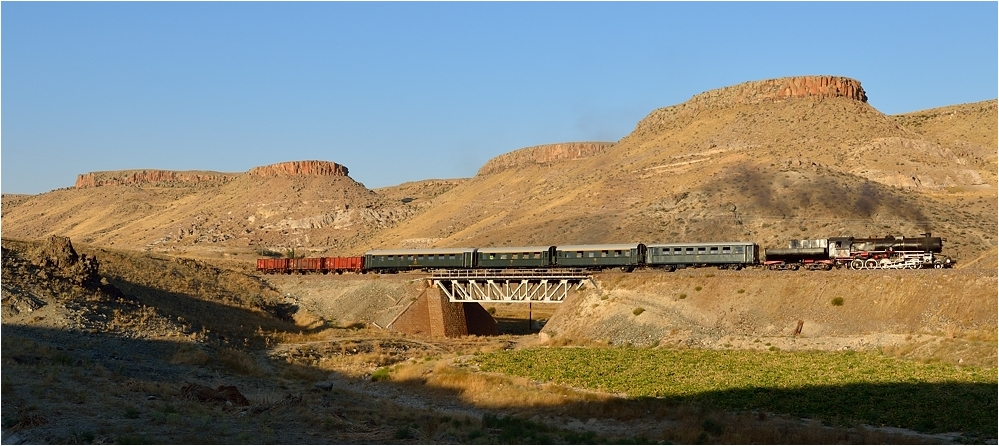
470,347,998,436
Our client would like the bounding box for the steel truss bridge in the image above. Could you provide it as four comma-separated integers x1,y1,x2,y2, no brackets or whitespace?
428,269,594,303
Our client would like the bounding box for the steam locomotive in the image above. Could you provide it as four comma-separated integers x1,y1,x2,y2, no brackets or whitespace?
256,234,953,274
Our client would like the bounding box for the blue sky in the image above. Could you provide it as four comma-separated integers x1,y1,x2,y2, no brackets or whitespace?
2,2,996,194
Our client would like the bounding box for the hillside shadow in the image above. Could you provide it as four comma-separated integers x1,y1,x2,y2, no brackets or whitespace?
106,277,324,349
493,316,544,335
381,374,996,440
4,314,996,443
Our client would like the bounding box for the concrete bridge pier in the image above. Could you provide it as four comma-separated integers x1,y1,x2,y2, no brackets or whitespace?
388,281,498,338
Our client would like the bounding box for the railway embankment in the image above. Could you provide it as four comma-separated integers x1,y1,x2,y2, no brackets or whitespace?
258,266,997,368
541,268,997,367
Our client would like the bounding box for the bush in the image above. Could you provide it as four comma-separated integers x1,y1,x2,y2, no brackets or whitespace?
831,297,844,306
737,289,745,294
633,308,645,316
679,293,687,299
218,348,260,375
695,286,703,291
393,426,414,439
371,367,392,382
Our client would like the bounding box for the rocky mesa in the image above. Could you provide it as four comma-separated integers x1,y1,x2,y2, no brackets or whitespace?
477,142,615,176
75,161,349,189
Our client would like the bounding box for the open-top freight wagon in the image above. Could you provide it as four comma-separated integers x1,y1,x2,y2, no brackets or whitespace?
256,256,363,274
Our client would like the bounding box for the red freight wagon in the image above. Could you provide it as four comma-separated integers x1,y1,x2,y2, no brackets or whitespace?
288,257,323,272
257,258,289,273
323,256,364,273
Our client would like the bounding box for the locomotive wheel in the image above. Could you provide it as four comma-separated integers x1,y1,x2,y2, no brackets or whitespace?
934,263,944,269
864,259,878,269
850,259,864,270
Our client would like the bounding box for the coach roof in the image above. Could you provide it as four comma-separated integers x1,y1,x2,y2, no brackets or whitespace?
365,248,476,256
556,243,643,251
476,246,553,254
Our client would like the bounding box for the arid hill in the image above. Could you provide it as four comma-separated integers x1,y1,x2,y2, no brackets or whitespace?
1,76,996,264
363,77,996,264
2,161,417,257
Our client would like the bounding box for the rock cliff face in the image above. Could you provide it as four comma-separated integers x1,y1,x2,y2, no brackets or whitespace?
75,170,239,189
247,161,349,177
686,75,867,107
75,161,349,189
478,142,614,176
629,75,870,138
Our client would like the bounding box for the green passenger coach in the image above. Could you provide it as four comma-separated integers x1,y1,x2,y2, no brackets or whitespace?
645,242,759,270
476,246,555,268
554,244,646,270
364,248,475,272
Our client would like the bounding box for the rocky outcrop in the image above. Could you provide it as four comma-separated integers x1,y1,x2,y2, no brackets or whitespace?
629,76,870,138
30,236,102,289
247,161,348,177
75,170,238,189
75,161,350,189
686,75,867,107
478,142,614,176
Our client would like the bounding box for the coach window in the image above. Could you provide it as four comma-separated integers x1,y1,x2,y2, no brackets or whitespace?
697,248,706,255
449,254,456,260
576,251,583,258
408,255,415,261
500,254,508,260
587,251,596,258
382,256,388,261
685,248,694,255
710,247,719,255
722,247,731,254
601,250,608,257
489,253,496,260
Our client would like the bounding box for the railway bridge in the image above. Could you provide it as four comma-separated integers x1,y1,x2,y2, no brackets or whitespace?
386,269,594,338
429,268,594,303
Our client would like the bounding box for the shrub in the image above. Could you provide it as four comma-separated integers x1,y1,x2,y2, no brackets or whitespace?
695,286,703,291
679,293,687,299
393,426,414,440
702,418,725,436
371,367,392,382
831,297,844,306
737,289,745,294
218,348,260,376
123,407,141,419
632,308,645,316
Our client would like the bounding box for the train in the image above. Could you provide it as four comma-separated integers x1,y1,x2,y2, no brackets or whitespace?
256,234,954,274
